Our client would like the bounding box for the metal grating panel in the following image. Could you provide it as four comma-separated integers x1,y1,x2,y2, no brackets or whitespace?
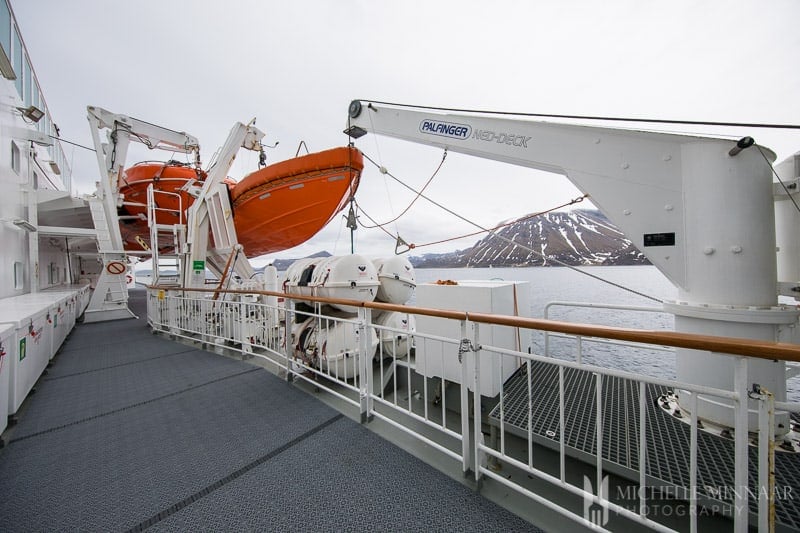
490,361,800,530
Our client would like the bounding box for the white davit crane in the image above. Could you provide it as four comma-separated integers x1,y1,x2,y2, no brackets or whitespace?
87,107,265,305
84,106,203,321
344,100,799,434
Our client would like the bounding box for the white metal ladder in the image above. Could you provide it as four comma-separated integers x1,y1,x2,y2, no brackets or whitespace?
147,184,187,286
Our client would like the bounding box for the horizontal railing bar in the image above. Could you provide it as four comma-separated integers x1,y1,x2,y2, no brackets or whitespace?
544,332,675,353
545,300,666,314
149,286,800,362
370,410,462,462
464,341,736,399
479,448,678,533
290,367,361,408
372,395,464,441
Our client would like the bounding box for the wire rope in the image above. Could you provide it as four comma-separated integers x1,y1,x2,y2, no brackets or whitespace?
358,151,662,303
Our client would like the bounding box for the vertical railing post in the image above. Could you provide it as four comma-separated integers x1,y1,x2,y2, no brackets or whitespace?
459,320,471,476
472,322,482,483
595,372,603,508
284,299,295,382
638,381,647,519
734,356,750,533
559,365,566,483
238,297,246,355
689,392,698,533
167,291,178,335
756,385,776,532
358,306,372,423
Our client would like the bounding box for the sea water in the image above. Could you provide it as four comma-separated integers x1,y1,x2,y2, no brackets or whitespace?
413,265,800,402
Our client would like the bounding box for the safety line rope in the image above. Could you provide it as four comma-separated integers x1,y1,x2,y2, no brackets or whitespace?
358,151,662,303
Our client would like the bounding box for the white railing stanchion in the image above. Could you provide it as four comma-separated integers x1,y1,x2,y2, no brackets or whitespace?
559,365,566,483
527,359,533,470
638,380,647,519
595,372,603,510
734,356,750,533
472,322,482,483
284,299,295,382
359,306,372,423
689,391,698,533
756,385,776,533
459,320,471,476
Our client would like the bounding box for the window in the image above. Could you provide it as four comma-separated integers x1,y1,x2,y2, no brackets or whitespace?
0,1,10,61
32,171,37,189
23,56,30,106
12,28,20,96
10,141,19,174
48,262,58,285
32,82,41,131
13,261,23,290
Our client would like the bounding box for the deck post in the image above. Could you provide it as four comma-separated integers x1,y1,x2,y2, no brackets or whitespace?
284,299,295,382
358,307,372,423
733,357,750,532
459,320,471,476
472,322,483,484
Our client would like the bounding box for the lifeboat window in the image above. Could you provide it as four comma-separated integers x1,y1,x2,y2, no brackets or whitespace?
10,140,19,174
289,183,304,190
258,192,271,200
327,175,345,182
298,265,316,286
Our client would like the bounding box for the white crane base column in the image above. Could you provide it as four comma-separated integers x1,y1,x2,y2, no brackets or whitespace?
666,301,798,435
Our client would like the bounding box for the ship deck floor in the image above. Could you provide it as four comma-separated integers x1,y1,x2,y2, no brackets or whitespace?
0,289,537,532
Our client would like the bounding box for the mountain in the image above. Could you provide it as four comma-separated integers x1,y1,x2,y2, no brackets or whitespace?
408,209,649,268
268,250,331,271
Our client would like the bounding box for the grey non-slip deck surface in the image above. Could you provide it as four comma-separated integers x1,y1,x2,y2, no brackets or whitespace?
0,290,535,532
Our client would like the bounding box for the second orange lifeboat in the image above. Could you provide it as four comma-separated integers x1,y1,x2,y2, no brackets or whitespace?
231,146,363,257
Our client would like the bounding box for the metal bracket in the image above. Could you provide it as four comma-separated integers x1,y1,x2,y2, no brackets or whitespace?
458,337,480,363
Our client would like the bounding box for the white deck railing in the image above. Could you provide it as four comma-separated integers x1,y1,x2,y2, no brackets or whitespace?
146,286,800,533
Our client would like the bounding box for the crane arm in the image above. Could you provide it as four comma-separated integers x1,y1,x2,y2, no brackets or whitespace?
344,100,777,302
88,106,200,155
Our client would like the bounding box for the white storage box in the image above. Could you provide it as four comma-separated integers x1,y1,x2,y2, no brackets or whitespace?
16,292,72,357
0,323,13,435
416,280,530,397
0,301,56,415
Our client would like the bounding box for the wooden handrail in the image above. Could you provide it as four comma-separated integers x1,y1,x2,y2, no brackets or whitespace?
148,285,800,363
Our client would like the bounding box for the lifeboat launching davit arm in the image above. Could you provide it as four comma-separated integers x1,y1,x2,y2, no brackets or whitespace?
88,106,267,290
86,106,204,319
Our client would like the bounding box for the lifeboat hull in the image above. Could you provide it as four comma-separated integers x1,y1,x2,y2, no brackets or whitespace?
117,147,363,257
231,146,363,257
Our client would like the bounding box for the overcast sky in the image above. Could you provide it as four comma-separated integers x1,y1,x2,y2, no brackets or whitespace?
13,0,800,266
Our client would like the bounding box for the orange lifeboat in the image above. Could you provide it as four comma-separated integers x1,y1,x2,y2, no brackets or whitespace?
231,146,363,257
118,161,209,252
117,147,363,257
